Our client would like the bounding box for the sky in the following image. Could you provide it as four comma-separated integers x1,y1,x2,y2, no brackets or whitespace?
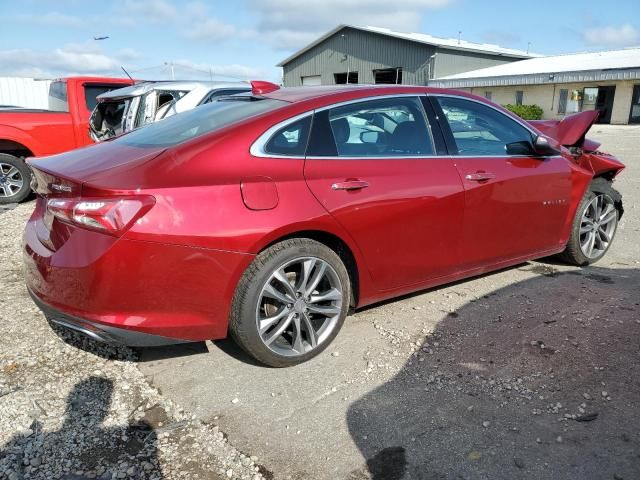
0,0,638,82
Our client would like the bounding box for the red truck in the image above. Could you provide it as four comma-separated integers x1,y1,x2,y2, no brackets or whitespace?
0,76,133,204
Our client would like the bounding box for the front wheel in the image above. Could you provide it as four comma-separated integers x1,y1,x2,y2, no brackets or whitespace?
0,154,31,204
560,178,621,266
229,239,351,367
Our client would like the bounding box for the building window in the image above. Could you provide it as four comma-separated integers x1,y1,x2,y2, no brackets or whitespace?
515,91,524,105
484,91,492,101
374,68,403,84
558,89,568,114
334,72,359,84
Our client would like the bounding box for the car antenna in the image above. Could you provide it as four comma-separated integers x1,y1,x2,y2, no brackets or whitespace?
121,66,135,83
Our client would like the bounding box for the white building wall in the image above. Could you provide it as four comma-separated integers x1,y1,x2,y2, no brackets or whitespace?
0,77,52,109
464,80,637,124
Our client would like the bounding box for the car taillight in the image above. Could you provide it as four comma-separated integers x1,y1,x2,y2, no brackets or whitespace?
46,196,155,236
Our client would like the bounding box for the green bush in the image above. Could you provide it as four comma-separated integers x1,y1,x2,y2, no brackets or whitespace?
503,104,544,120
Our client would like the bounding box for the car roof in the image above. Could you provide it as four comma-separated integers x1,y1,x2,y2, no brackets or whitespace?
261,84,454,103
98,81,250,101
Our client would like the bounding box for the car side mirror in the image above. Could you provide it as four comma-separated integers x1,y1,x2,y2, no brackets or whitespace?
505,140,535,156
532,135,561,156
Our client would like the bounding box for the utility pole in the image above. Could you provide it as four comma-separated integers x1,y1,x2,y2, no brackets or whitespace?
458,31,462,45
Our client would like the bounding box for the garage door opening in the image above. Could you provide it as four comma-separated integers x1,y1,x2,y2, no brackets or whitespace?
374,68,402,84
301,75,322,87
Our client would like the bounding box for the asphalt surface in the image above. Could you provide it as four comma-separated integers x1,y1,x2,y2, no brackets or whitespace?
139,124,636,479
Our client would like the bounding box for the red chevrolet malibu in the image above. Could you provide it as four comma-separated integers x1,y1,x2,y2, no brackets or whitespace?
23,83,624,367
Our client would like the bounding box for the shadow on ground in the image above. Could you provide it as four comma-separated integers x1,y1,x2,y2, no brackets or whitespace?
0,377,161,479
347,266,640,480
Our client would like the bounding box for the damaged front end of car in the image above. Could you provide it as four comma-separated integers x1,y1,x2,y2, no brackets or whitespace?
530,110,625,179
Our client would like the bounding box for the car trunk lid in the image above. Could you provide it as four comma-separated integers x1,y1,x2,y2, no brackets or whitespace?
28,143,165,251
28,141,167,187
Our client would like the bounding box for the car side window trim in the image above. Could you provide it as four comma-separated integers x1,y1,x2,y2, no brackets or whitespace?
250,92,546,160
428,95,458,155
421,96,448,156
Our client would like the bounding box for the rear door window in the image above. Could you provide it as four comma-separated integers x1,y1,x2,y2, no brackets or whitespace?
326,97,434,157
435,96,533,156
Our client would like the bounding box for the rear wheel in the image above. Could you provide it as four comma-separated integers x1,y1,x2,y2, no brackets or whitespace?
0,154,31,204
229,238,351,367
560,178,621,266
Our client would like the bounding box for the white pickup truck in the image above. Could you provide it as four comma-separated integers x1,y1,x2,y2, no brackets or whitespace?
89,81,250,141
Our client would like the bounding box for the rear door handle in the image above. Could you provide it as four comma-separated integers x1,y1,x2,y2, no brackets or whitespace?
331,180,369,191
465,172,496,181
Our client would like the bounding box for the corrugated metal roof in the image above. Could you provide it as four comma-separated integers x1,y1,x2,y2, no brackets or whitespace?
436,48,640,84
277,24,537,67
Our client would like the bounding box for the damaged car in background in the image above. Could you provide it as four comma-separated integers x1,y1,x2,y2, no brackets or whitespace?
89,81,250,141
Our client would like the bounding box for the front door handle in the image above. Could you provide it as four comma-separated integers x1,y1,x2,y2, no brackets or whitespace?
331,180,369,191
465,172,496,181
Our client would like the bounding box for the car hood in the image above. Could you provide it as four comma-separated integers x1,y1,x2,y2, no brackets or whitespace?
529,110,599,148
28,140,166,187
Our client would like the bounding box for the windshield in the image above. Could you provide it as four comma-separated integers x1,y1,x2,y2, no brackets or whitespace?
116,98,286,147
48,81,69,112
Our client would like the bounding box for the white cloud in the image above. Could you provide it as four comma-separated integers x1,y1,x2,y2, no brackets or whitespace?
185,18,236,41
248,0,454,49
120,0,177,23
166,60,266,80
0,43,141,78
16,11,84,27
583,24,639,46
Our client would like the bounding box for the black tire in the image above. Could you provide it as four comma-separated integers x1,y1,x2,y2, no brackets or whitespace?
0,153,32,204
229,238,351,367
560,178,621,266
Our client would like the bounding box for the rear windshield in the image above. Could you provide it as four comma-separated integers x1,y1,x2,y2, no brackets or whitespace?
116,98,286,147
48,81,69,112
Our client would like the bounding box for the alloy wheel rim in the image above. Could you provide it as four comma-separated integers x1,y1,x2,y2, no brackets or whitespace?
0,162,23,198
256,256,343,357
579,193,617,259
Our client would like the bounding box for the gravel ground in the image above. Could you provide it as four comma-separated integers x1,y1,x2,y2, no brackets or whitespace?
0,203,266,480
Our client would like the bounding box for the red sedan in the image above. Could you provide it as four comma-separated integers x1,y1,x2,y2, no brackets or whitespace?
23,83,624,366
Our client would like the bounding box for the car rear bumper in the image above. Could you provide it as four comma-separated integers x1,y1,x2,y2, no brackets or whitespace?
23,214,254,343
29,289,189,347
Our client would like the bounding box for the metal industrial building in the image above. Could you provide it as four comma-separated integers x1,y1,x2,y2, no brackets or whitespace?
433,48,640,124
278,25,536,87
